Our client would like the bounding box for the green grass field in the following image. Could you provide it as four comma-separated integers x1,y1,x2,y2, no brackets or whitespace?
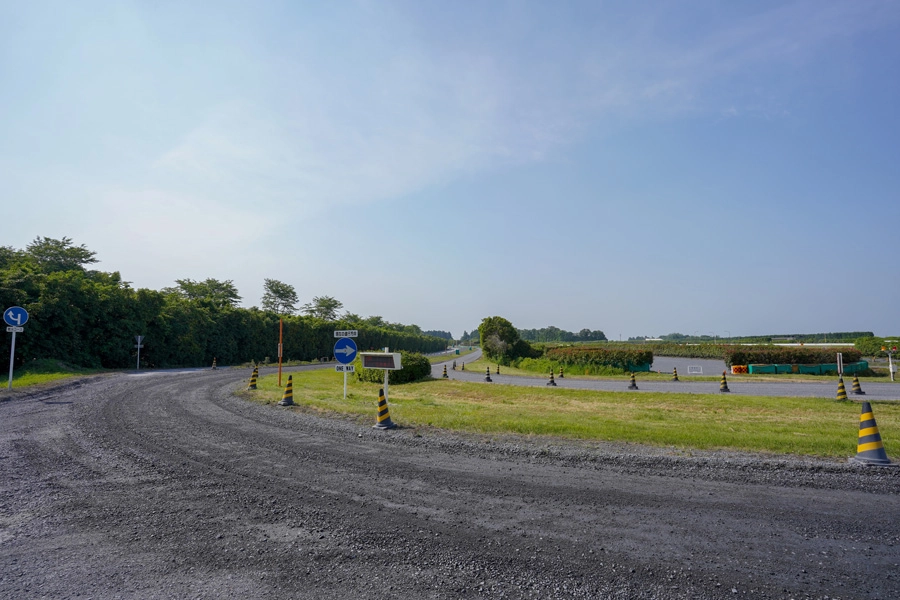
245,368,900,458
0,359,101,388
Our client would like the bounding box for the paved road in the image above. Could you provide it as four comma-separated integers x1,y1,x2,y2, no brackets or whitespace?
435,350,900,400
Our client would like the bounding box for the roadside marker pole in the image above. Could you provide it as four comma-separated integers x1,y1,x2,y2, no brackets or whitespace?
278,318,283,387
7,330,16,390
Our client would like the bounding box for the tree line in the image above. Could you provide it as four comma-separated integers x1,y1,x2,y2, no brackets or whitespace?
0,237,449,369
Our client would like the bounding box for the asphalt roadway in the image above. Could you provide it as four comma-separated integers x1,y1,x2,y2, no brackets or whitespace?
435,350,900,401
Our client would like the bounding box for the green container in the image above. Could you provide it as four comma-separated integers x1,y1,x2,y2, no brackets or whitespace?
748,364,776,374
798,364,823,375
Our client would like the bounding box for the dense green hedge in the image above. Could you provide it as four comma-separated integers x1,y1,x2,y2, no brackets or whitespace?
545,346,654,371
723,346,861,367
0,266,448,369
354,351,432,384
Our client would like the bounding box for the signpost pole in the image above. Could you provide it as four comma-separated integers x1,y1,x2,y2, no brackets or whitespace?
344,371,348,399
135,335,144,370
278,319,283,387
7,330,16,390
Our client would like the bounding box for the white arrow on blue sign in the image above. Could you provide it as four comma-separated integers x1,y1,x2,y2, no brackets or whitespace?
334,337,358,365
3,306,28,327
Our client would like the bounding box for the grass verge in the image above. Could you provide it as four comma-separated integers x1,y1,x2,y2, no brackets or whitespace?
0,359,102,388
245,369,900,458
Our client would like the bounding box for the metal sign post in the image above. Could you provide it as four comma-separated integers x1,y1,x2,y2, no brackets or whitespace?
884,341,897,382
334,336,358,399
4,306,29,390
134,335,144,370
359,350,402,403
836,352,843,376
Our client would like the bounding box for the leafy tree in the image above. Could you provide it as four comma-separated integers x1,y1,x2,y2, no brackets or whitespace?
261,278,298,314
163,278,241,309
26,236,98,272
363,315,385,327
479,316,521,361
301,295,343,321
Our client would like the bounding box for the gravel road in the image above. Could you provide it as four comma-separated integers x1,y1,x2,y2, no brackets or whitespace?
2,368,900,599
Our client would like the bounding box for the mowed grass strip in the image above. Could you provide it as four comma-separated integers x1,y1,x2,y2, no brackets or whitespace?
245,369,900,458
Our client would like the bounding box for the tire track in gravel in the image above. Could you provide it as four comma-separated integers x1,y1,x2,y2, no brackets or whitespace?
2,370,900,599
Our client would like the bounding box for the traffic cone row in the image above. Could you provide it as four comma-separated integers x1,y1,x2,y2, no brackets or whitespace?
850,402,893,466
247,366,258,390
719,371,730,393
373,388,397,429
278,375,294,406
836,377,848,402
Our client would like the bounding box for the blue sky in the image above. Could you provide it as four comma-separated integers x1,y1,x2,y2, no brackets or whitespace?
2,1,899,339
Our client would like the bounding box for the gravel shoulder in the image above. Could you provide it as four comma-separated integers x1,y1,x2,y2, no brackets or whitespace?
2,370,899,599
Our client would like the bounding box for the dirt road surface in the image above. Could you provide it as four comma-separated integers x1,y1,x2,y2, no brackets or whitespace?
2,368,899,599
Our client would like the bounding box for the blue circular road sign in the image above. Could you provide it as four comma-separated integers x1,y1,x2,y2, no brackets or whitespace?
334,337,358,365
3,306,28,327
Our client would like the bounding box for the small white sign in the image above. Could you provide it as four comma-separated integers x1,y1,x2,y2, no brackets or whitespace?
6,326,23,333
335,365,355,373
334,330,358,338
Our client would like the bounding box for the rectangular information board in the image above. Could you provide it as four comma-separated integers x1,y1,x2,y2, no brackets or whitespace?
360,352,402,370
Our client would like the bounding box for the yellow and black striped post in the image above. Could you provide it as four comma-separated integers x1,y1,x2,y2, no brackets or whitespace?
836,377,848,402
373,388,397,429
559,367,564,379
277,375,294,406
461,362,465,371
211,357,217,370
850,401,893,466
247,366,258,390
719,371,730,393
442,365,449,379
851,374,865,395
496,365,500,374
485,367,493,382
628,372,638,390
672,367,679,382
547,370,557,386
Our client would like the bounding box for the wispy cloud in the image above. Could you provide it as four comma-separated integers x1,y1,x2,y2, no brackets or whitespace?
148,1,900,212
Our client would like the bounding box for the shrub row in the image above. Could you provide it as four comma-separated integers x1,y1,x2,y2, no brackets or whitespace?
514,357,630,377
722,346,861,367
545,346,654,371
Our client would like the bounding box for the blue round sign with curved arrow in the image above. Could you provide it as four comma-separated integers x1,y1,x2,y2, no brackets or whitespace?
334,337,358,365
4,306,28,327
